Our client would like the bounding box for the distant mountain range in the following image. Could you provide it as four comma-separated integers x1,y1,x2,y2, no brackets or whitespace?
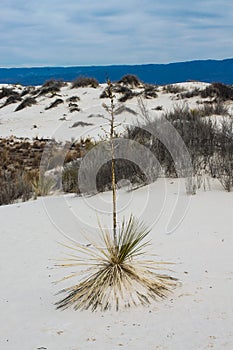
0,58,233,86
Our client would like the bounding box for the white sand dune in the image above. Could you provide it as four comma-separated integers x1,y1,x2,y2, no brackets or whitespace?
0,82,212,141
0,81,233,349
0,179,232,350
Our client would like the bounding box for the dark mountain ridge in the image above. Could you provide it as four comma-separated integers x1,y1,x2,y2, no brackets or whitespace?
0,58,233,86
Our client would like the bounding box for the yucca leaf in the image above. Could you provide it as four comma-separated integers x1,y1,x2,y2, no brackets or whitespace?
55,216,178,311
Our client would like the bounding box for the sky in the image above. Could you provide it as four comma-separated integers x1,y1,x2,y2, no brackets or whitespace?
0,0,233,67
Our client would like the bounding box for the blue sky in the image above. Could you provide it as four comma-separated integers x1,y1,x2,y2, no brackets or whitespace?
0,0,233,67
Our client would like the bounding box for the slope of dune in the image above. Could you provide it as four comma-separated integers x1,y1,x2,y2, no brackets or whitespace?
0,80,233,350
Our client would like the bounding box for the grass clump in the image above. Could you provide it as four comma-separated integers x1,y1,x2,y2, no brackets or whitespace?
163,84,185,94
143,84,158,99
36,80,66,96
15,97,37,111
27,170,55,198
0,94,22,108
100,84,136,101
0,87,17,99
201,82,233,101
45,98,64,110
55,216,177,311
72,76,99,89
118,74,142,88
62,161,80,193
0,170,32,206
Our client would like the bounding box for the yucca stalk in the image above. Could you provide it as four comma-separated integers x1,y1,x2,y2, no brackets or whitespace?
106,79,117,246
55,216,178,311
55,80,178,311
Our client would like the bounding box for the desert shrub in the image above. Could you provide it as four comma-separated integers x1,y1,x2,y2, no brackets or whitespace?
0,94,22,108
118,89,135,102
20,86,36,97
114,85,133,94
163,84,185,94
35,80,65,97
143,84,158,99
69,103,80,113
62,160,80,193
163,106,218,177
209,118,233,191
114,105,137,116
126,125,176,177
27,170,55,197
152,105,163,111
99,90,108,99
62,146,157,194
196,100,229,116
0,171,32,206
96,158,147,192
66,96,80,103
100,84,135,100
87,113,105,119
71,121,93,128
126,105,218,180
180,87,200,98
15,97,37,111
201,82,233,101
164,105,216,143
45,98,63,110
71,76,99,88
45,150,65,170
42,79,65,89
127,102,233,193
117,74,142,88
37,86,60,96
210,152,233,191
0,87,16,99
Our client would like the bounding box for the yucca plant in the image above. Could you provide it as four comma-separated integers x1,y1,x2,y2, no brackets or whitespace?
55,80,178,311
55,216,177,311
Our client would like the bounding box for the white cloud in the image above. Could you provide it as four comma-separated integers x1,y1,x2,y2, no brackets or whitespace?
0,0,233,66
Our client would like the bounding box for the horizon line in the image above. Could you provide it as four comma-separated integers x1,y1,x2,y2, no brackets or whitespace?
1,57,232,70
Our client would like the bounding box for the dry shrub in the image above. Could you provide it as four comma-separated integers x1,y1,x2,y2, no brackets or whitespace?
118,74,142,88
180,87,201,98
100,84,135,101
71,121,93,128
66,96,80,103
62,160,80,193
27,170,55,197
0,87,17,99
209,118,233,191
118,89,135,102
0,94,22,108
42,79,65,89
201,82,233,101
72,77,99,89
163,84,185,94
45,98,64,110
143,84,158,99
0,171,32,206
15,97,37,111
36,80,66,96
196,100,229,116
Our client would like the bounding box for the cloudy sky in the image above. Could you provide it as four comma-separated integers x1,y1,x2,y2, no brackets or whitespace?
1,0,233,67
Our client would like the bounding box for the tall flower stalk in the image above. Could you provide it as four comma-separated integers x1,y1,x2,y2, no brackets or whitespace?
55,79,178,311
101,80,120,247
107,80,117,246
